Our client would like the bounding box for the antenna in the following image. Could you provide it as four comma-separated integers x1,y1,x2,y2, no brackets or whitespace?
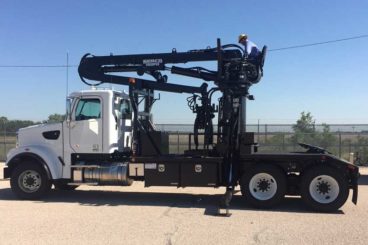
66,51,69,97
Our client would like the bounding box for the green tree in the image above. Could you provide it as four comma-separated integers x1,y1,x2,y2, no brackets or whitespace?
0,116,36,134
45,114,65,123
0,117,8,129
292,112,315,134
0,116,8,123
290,112,337,150
316,124,337,149
290,112,316,144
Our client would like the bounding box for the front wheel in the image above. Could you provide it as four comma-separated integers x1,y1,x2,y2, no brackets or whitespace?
300,166,349,212
10,162,51,199
240,164,287,208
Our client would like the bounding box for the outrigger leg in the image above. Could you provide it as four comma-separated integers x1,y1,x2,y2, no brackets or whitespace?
217,186,234,217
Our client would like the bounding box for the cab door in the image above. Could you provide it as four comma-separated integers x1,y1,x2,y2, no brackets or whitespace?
69,97,103,153
115,98,132,151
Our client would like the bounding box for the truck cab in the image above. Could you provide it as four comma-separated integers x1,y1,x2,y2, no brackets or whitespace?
66,89,132,153
4,89,132,189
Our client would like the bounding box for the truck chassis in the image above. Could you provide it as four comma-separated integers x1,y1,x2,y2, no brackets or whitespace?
3,38,359,213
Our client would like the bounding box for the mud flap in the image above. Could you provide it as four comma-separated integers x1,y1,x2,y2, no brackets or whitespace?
3,167,10,179
351,169,359,205
352,183,358,205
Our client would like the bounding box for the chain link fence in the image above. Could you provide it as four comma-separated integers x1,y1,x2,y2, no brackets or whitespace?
156,124,368,164
1,123,368,164
0,132,16,162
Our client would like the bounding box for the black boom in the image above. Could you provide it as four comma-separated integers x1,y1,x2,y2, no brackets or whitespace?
78,38,267,189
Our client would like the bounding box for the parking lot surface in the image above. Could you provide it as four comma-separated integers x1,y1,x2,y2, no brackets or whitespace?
1,163,368,245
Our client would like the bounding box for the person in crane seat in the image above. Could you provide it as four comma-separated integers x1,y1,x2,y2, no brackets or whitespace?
238,34,261,60
238,34,266,83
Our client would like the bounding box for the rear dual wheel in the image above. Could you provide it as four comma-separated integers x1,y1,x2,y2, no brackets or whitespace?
300,166,349,212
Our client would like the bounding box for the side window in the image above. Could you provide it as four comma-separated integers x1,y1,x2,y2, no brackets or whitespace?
120,99,132,119
75,98,101,121
114,99,131,120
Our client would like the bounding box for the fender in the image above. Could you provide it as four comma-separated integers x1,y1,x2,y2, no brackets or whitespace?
6,145,63,180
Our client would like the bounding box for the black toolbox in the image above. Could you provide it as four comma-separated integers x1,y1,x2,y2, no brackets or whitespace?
143,157,222,187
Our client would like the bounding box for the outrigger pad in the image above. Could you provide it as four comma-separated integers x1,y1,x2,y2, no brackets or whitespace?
217,207,232,217
216,189,234,217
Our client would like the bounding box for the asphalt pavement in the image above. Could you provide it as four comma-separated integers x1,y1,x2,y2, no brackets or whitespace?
1,163,367,245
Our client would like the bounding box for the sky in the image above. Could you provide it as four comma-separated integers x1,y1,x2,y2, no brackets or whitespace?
0,0,367,124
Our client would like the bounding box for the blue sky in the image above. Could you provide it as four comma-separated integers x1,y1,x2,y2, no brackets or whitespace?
0,0,367,124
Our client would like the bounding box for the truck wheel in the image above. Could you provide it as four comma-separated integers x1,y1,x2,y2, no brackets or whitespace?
240,164,286,208
10,162,51,199
54,183,79,191
300,166,349,212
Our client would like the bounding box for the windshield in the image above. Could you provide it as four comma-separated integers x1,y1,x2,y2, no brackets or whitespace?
75,98,101,121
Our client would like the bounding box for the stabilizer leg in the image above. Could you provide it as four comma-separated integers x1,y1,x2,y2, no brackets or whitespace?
217,187,234,217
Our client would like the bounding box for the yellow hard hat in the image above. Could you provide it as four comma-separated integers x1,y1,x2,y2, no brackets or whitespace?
238,34,247,43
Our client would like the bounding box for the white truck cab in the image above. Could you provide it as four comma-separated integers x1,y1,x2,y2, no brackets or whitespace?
66,89,132,155
4,89,132,198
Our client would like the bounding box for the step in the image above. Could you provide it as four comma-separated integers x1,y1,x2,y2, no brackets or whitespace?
67,182,99,186
70,165,101,169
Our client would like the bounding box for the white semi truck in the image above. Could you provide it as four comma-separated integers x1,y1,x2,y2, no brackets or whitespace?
3,39,359,212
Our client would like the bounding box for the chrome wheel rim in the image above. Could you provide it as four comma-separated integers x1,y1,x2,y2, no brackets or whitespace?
309,175,339,204
18,170,42,193
249,173,277,200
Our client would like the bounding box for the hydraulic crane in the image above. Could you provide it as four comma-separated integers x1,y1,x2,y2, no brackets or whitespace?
78,39,267,206
4,38,358,214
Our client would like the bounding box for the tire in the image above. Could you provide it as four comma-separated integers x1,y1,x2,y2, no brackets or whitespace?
54,183,79,191
240,164,287,209
10,162,51,200
300,165,349,212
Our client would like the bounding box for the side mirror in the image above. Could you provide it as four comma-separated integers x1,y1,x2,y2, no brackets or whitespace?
66,98,72,124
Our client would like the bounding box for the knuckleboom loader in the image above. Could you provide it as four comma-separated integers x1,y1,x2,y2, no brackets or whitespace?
3,38,359,213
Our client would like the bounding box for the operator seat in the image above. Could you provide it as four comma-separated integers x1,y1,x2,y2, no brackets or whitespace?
248,45,267,84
